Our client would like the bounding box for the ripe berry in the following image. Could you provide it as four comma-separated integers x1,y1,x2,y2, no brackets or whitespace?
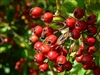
84,37,96,47
47,50,59,61
42,26,54,37
88,25,97,35
56,55,66,65
55,65,65,72
71,29,80,39
88,46,95,54
60,47,67,56
29,35,39,43
29,69,38,75
82,54,93,64
64,61,72,71
93,66,100,75
31,7,42,18
76,47,84,57
32,25,43,36
34,53,45,64
41,12,53,23
38,63,48,72
34,42,43,52
73,8,84,19
65,18,76,28
75,20,87,31
46,34,57,45
40,44,51,54
76,55,83,63
86,14,96,25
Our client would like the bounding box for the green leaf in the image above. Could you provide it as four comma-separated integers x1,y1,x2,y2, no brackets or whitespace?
96,11,100,24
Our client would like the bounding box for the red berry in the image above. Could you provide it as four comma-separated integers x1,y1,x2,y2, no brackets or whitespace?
82,54,93,64
39,63,48,72
76,55,83,63
56,55,66,65
65,18,76,28
47,50,59,61
40,44,51,54
64,61,72,71
29,69,38,75
34,42,43,52
55,66,65,72
88,46,95,54
86,14,96,25
29,35,39,43
20,58,27,64
32,25,43,36
88,25,97,35
46,34,57,45
93,66,100,75
42,26,54,36
71,29,80,39
73,8,84,19
42,12,53,23
34,53,45,64
75,20,87,31
60,47,67,56
84,37,96,47
31,7,42,18
76,47,84,57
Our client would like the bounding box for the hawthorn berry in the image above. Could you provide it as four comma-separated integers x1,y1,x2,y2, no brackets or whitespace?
56,55,66,65
29,35,39,43
39,44,51,54
31,7,42,18
41,12,53,23
88,25,97,35
73,8,84,19
84,37,96,47
41,26,54,37
32,25,43,36
71,29,80,39
86,14,96,25
76,55,83,63
38,63,49,72
45,34,57,45
55,65,65,72
75,20,87,31
34,42,43,52
65,18,76,28
64,61,72,71
34,53,45,64
82,54,93,64
47,50,59,61
88,46,95,54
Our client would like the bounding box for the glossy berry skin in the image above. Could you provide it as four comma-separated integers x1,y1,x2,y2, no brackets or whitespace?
56,55,66,65
88,46,95,54
60,47,67,57
39,63,48,72
86,14,96,25
47,50,59,61
76,47,84,57
64,61,72,71
65,18,76,28
75,20,87,31
73,8,84,19
32,25,43,36
55,66,65,72
42,12,53,23
88,25,97,35
34,53,45,64
39,44,51,54
34,42,43,52
82,54,93,64
84,37,96,47
31,7,42,18
46,34,57,45
71,29,80,40
29,35,39,43
42,26,54,36
76,55,83,63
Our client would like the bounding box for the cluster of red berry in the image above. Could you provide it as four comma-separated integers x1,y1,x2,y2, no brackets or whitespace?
29,7,100,75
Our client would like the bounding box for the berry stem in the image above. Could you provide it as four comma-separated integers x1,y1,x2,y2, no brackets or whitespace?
56,0,61,11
